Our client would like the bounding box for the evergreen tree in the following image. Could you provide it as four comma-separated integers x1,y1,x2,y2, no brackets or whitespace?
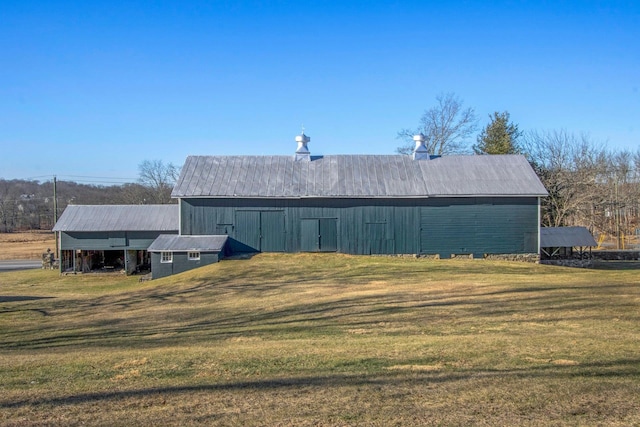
473,111,522,155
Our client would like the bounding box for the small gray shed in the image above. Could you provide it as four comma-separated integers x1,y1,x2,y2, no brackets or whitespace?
147,234,228,279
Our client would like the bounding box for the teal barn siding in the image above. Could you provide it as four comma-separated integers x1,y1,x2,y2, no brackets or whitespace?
419,197,538,257
151,252,221,279
179,197,538,256
60,231,177,251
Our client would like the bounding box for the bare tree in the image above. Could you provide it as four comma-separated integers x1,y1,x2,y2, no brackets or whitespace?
397,92,478,155
522,130,606,228
599,150,640,247
0,180,17,232
137,160,181,204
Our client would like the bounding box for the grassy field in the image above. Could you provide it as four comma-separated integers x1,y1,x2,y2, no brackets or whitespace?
1,253,639,426
0,232,56,260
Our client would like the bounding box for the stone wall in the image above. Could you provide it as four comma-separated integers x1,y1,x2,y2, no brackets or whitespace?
483,253,540,263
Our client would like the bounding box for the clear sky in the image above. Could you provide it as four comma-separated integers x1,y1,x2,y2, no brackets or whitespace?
1,0,638,183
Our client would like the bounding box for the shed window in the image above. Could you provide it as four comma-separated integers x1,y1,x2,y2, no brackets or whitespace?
161,252,173,263
188,251,200,261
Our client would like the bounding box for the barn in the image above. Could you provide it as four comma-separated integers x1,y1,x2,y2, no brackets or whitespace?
171,133,548,259
52,205,178,274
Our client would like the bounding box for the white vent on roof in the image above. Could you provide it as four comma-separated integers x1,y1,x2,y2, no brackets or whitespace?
412,133,429,160
295,132,311,161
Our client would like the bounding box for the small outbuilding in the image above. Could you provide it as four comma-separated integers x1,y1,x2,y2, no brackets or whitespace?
147,234,228,279
540,226,597,260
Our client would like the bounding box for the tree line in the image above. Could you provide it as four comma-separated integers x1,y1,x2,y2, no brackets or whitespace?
398,93,640,244
0,160,179,232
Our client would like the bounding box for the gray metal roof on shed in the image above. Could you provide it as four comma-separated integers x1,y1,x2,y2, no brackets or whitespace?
52,205,179,232
147,234,228,252
540,227,597,248
172,154,548,198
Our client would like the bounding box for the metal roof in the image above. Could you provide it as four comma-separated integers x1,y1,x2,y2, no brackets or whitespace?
172,154,548,198
52,205,179,232
147,234,228,252
540,227,597,248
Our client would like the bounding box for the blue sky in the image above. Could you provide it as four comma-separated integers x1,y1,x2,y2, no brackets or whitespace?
1,0,638,183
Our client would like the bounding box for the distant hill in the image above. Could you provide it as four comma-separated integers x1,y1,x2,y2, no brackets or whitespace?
0,178,175,232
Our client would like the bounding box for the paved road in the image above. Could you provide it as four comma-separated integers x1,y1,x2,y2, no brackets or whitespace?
0,260,42,272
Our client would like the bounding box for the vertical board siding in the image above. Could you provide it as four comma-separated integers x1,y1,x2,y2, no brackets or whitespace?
300,219,319,251
235,211,261,252
260,211,286,252
319,218,338,252
420,198,538,256
151,252,220,279
61,231,177,250
181,197,538,256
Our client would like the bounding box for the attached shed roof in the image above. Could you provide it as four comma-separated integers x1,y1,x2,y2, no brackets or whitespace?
147,234,228,252
52,205,179,232
540,227,597,248
172,154,548,199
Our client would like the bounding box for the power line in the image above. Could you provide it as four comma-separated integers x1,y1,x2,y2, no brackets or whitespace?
59,175,137,181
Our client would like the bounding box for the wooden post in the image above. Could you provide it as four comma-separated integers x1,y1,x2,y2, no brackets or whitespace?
53,176,59,261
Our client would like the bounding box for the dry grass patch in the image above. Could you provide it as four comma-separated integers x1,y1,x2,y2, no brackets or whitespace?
0,231,56,260
1,253,639,426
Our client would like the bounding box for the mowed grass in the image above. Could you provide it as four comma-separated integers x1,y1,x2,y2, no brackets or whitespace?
1,254,639,426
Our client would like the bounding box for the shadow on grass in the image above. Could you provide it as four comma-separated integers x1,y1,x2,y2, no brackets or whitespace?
2,279,639,350
0,296,54,303
1,358,638,410
593,261,640,270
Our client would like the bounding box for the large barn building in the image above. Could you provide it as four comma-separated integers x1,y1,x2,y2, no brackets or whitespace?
172,133,547,258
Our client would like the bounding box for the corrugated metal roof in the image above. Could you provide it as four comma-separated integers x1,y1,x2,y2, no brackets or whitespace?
52,205,179,232
172,154,548,198
147,234,228,252
540,227,597,248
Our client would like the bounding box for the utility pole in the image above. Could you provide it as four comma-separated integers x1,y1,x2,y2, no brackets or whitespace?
53,176,59,261
614,179,622,250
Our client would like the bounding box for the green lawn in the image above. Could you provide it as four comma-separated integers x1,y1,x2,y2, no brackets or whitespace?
1,254,639,426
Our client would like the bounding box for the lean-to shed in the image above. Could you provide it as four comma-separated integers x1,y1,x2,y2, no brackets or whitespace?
540,226,597,259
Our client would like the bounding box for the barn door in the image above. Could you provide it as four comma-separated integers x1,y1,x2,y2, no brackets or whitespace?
318,218,337,252
235,210,285,252
300,219,319,252
300,218,337,252
367,222,386,254
235,211,261,252
260,211,285,252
